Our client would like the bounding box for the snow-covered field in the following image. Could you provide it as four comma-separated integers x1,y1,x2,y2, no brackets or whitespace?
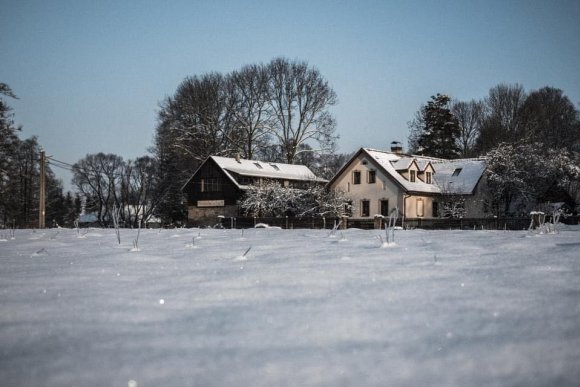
1,226,579,386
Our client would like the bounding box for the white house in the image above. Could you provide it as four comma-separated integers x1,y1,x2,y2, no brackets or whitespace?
326,146,488,220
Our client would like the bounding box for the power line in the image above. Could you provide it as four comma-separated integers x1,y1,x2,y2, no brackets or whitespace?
47,161,74,172
47,156,75,168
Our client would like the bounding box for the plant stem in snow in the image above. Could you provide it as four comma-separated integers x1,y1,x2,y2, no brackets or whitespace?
242,246,252,258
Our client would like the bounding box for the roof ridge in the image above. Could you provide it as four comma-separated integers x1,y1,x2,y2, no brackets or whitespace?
363,148,487,163
431,157,487,163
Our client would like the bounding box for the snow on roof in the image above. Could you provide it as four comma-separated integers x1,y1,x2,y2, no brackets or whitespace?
363,149,440,194
361,148,486,195
391,158,414,171
211,156,326,186
432,158,487,194
415,159,432,171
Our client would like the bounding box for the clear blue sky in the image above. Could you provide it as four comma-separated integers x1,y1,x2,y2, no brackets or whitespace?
2,0,579,190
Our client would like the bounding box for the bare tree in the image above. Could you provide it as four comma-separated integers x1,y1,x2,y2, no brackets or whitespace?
267,57,338,164
154,74,238,223
518,86,580,151
158,73,237,164
451,99,486,157
72,153,125,226
477,83,527,153
120,156,161,227
228,64,273,159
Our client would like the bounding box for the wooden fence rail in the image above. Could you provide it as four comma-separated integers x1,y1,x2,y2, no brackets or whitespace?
221,215,579,231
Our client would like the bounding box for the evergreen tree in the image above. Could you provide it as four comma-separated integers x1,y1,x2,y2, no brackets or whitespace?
408,94,461,158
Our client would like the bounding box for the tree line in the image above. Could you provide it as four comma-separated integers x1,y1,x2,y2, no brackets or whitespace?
408,84,580,216
1,83,81,228
152,57,342,223
1,58,345,228
4,73,579,227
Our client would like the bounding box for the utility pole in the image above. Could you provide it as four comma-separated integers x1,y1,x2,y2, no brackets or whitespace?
39,149,46,229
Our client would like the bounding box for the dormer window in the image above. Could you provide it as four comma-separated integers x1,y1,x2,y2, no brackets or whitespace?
452,168,462,176
254,162,263,169
425,172,432,184
410,170,416,182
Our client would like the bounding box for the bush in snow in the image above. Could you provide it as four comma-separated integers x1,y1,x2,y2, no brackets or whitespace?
240,181,351,218
436,184,467,218
486,143,580,216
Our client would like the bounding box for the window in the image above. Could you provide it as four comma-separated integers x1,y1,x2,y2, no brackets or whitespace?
425,171,432,184
254,162,263,169
432,201,439,217
202,178,221,192
270,164,280,171
452,168,462,176
361,200,370,217
410,170,416,182
353,171,361,184
380,200,389,216
368,170,376,184
417,198,424,217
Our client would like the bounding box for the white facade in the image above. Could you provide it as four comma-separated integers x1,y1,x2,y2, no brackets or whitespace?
328,148,488,220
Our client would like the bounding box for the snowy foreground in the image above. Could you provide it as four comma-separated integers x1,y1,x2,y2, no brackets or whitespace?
1,227,579,387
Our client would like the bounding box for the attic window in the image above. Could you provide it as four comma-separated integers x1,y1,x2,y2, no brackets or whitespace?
362,160,368,165
452,168,462,176
254,162,263,169
270,164,280,171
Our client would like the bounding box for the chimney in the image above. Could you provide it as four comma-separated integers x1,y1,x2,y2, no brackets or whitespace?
390,141,403,154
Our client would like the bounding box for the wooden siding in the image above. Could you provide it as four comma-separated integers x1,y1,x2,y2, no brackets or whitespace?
183,158,241,206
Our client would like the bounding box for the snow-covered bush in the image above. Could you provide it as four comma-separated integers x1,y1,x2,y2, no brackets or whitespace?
530,203,571,234
486,143,580,216
240,181,351,218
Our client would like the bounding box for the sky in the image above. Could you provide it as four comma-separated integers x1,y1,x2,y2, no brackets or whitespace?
2,0,579,190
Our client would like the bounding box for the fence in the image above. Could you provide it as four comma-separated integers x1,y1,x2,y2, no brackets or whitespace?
221,215,579,231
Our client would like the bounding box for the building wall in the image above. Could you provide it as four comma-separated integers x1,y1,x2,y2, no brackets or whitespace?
187,205,239,226
183,159,241,207
464,176,489,218
405,195,437,219
183,158,242,225
330,153,442,220
330,153,403,218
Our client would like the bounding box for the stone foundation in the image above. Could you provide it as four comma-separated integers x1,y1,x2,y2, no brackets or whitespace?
187,205,239,226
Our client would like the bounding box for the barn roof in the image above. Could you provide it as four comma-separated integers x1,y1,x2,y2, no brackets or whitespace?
182,155,326,192
211,156,325,183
